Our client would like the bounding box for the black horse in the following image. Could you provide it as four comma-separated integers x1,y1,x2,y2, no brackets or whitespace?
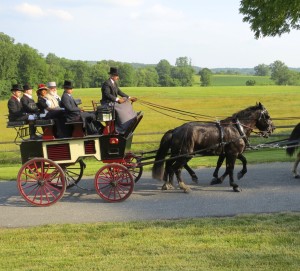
152,102,275,192
160,129,248,187
286,123,300,178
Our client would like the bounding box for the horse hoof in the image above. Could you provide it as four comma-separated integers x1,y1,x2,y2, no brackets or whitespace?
233,187,242,192
210,178,222,185
184,187,192,193
237,172,244,180
294,175,300,179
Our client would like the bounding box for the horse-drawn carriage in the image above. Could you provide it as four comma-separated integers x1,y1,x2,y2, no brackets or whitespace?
8,102,143,206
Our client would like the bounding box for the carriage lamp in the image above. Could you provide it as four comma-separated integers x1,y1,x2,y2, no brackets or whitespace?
109,138,119,144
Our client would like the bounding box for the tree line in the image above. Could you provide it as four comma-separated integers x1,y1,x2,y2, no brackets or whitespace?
0,32,195,99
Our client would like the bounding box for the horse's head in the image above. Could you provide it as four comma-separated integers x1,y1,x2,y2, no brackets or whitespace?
254,102,275,137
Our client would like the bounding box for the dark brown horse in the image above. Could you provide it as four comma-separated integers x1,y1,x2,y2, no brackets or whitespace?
286,123,300,178
152,103,275,192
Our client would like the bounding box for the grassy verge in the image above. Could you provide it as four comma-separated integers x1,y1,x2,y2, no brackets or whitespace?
0,213,299,271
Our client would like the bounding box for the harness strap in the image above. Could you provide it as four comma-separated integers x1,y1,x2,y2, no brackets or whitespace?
216,121,225,153
234,119,250,147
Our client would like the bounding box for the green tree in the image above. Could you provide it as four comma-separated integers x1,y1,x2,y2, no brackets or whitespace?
16,43,47,86
240,0,300,38
0,33,19,97
45,53,66,87
269,60,291,85
119,63,136,87
173,57,194,86
136,67,158,87
156,59,173,86
254,64,270,76
199,68,212,86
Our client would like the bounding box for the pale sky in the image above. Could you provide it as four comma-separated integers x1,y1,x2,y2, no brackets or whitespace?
1,0,300,68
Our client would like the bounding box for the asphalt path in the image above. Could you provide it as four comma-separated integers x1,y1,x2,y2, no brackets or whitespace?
0,162,299,228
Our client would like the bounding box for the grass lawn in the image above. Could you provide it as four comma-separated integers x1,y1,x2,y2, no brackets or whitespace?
0,213,299,271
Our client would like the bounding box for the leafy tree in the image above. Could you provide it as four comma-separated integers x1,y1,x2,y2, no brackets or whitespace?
254,64,270,76
90,62,110,88
156,59,173,86
45,53,66,87
119,63,136,87
199,68,212,86
239,0,300,38
269,60,291,85
136,67,158,87
173,57,194,86
246,79,256,86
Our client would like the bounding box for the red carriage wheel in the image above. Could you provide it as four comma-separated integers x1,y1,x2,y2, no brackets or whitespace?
17,158,66,207
123,153,143,183
94,163,134,202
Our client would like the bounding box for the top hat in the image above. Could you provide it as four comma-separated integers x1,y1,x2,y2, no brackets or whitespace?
37,84,48,92
108,67,119,76
11,84,23,92
63,80,73,89
47,81,57,88
23,83,33,91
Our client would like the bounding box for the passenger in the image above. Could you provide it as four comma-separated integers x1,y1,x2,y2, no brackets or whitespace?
36,84,66,138
21,83,39,115
101,67,138,134
61,80,102,135
47,81,62,106
7,84,39,140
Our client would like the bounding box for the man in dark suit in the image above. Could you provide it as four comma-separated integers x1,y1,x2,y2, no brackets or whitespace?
101,67,137,105
21,83,39,115
101,67,138,134
61,80,100,135
7,84,38,139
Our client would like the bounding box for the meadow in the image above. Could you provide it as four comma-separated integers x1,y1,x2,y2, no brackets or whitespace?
0,84,299,179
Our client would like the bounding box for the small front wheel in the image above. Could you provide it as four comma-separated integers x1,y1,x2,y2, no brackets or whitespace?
17,158,66,206
94,164,134,202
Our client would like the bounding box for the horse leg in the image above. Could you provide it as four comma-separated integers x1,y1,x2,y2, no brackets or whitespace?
162,160,176,190
237,153,247,180
292,152,300,178
227,156,241,192
172,158,192,193
184,163,198,183
211,153,225,184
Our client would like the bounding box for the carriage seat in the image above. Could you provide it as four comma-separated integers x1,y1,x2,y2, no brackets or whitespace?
6,120,28,128
6,120,29,141
66,120,84,138
34,119,55,140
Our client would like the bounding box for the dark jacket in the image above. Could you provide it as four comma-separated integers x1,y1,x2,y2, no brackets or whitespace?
61,92,81,122
7,96,28,121
21,95,39,114
101,79,129,105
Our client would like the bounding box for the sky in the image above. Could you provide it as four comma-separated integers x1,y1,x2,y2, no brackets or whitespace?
1,0,300,68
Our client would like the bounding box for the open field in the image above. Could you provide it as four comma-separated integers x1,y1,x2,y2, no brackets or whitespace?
0,85,299,179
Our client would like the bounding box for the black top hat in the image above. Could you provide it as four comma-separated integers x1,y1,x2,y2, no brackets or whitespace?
23,83,33,91
108,67,119,76
11,84,23,92
63,80,74,89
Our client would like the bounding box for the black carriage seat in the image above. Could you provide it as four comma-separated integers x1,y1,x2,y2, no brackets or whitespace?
34,119,55,140
123,111,143,138
6,120,29,141
65,120,84,138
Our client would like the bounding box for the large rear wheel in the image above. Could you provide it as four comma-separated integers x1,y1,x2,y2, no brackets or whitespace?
123,153,143,183
17,158,66,206
94,163,134,202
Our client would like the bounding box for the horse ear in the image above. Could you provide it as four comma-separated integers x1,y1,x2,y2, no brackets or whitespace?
258,102,262,108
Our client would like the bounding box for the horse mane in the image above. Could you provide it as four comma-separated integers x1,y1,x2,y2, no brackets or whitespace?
221,104,261,123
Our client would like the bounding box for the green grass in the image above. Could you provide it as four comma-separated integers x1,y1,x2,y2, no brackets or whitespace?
211,74,274,86
1,85,299,180
0,213,299,271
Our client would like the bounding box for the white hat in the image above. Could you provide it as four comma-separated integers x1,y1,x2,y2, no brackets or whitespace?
47,81,57,88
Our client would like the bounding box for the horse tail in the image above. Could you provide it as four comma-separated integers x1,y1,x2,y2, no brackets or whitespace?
152,129,173,180
286,123,300,157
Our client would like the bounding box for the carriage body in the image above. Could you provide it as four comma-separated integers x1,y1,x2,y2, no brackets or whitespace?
13,102,143,206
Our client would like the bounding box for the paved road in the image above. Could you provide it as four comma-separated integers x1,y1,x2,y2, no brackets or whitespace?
0,162,299,228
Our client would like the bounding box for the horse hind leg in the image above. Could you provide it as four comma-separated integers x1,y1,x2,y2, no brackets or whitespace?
227,156,241,192
292,153,300,178
184,163,198,183
162,160,176,190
